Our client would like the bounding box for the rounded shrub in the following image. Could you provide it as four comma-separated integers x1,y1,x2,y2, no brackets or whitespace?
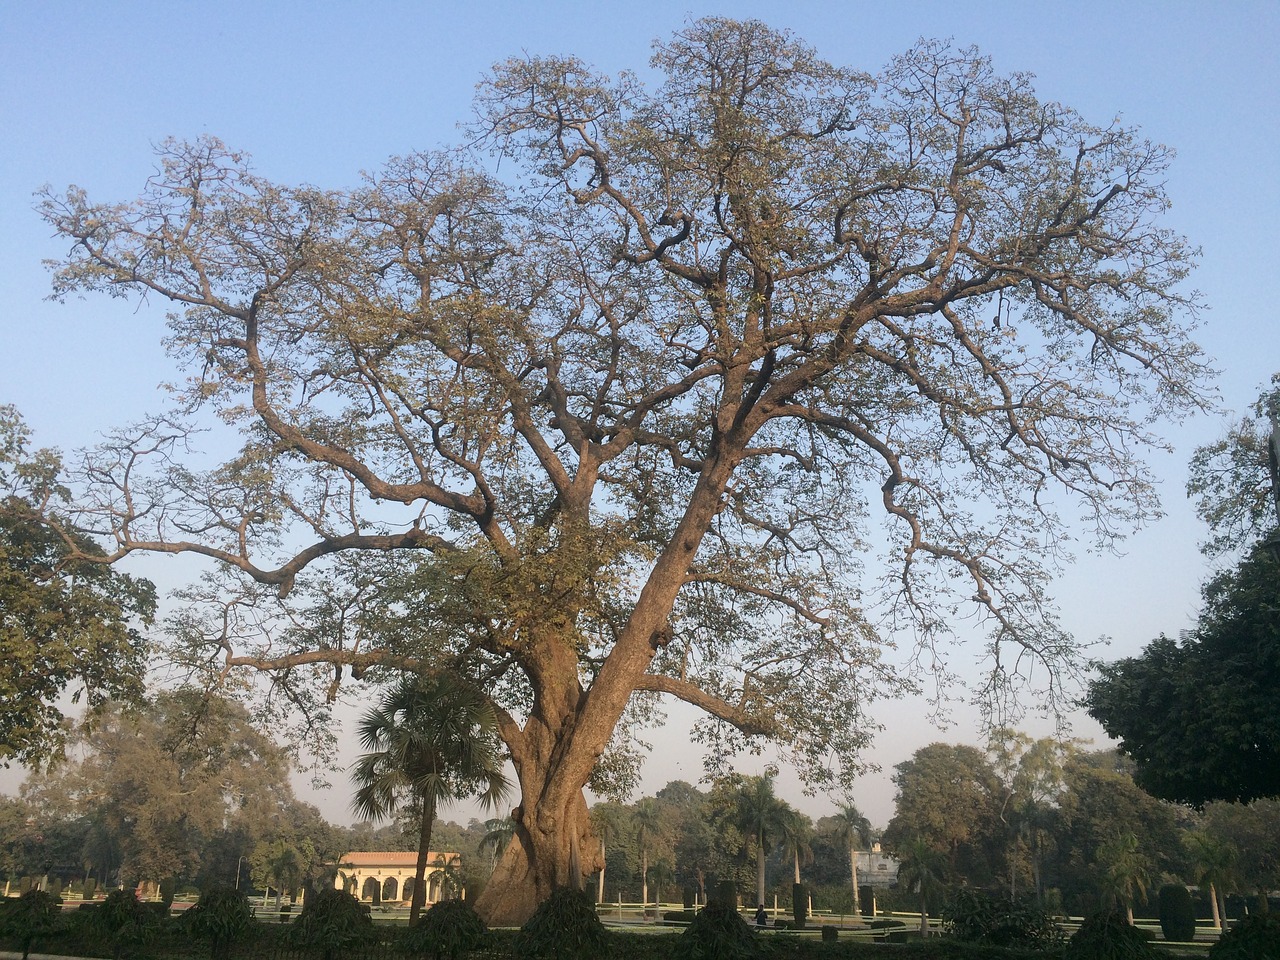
1157,884,1196,943
184,886,252,960
513,887,608,960
289,888,373,960
671,898,760,960
402,898,486,960
1210,912,1280,960
944,889,1064,950
1066,909,1163,960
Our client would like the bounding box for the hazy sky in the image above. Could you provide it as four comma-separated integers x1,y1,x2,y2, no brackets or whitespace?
2,1,1277,828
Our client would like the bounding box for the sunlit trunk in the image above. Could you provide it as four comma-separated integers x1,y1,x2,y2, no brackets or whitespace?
409,794,436,925
1208,882,1221,929
851,847,861,918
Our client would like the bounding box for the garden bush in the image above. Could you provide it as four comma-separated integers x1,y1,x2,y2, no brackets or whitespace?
94,889,158,960
1156,884,1196,943
513,887,609,960
402,898,487,960
1209,912,1280,960
943,890,1063,951
0,889,62,960
182,886,252,960
1066,909,1170,960
671,897,760,960
289,887,374,960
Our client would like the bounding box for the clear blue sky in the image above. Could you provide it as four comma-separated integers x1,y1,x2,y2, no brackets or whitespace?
2,1,1277,826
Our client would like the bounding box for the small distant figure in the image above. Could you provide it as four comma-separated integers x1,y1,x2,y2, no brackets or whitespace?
755,903,768,926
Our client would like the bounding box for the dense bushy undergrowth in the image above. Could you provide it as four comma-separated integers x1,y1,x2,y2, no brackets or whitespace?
1065,910,1171,960
943,891,1064,951
1209,912,1280,960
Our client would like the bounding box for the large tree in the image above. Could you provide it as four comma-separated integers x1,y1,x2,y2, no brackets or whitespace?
0,406,156,768
35,19,1209,922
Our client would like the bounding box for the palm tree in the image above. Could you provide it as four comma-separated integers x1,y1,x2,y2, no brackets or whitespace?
632,798,664,907
779,808,814,885
831,802,872,918
1097,832,1152,924
351,674,509,924
1184,830,1236,930
895,836,948,935
590,803,626,904
479,817,515,874
729,775,786,908
647,861,676,909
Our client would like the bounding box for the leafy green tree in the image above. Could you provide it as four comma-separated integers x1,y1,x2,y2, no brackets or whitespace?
721,775,787,908
829,802,872,917
36,17,1211,922
1090,378,1280,807
1087,542,1280,806
351,674,509,924
884,744,1003,885
1187,376,1280,558
630,797,666,906
23,690,296,888
249,838,310,912
1044,753,1183,915
778,807,814,885
479,817,515,874
0,405,156,768
1202,799,1280,915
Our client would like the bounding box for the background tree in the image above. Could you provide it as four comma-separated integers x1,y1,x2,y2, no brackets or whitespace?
778,807,814,885
1202,799,1280,915
36,18,1211,922
1043,752,1183,915
1086,542,1280,806
249,838,309,912
350,674,509,924
883,744,1003,886
0,405,155,768
1184,829,1236,929
829,802,872,917
630,797,667,906
23,690,296,888
479,816,515,875
721,774,787,908
1088,378,1280,806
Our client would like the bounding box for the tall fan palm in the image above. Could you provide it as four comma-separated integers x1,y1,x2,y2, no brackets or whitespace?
1097,832,1152,925
831,803,872,918
351,675,509,924
590,803,627,904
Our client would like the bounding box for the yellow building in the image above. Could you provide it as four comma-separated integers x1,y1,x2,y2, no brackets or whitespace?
335,851,460,905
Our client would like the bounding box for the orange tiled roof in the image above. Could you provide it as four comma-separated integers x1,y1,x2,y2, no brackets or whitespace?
337,851,458,867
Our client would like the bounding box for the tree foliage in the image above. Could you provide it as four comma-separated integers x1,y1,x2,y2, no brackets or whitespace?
36,18,1210,921
0,406,156,768
350,674,508,923
1086,540,1280,806
23,690,297,886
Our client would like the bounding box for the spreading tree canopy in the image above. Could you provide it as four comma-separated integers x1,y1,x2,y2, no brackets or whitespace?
34,19,1209,922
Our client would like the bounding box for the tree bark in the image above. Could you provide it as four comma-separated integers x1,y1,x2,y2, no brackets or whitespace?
851,848,861,918
409,795,436,924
